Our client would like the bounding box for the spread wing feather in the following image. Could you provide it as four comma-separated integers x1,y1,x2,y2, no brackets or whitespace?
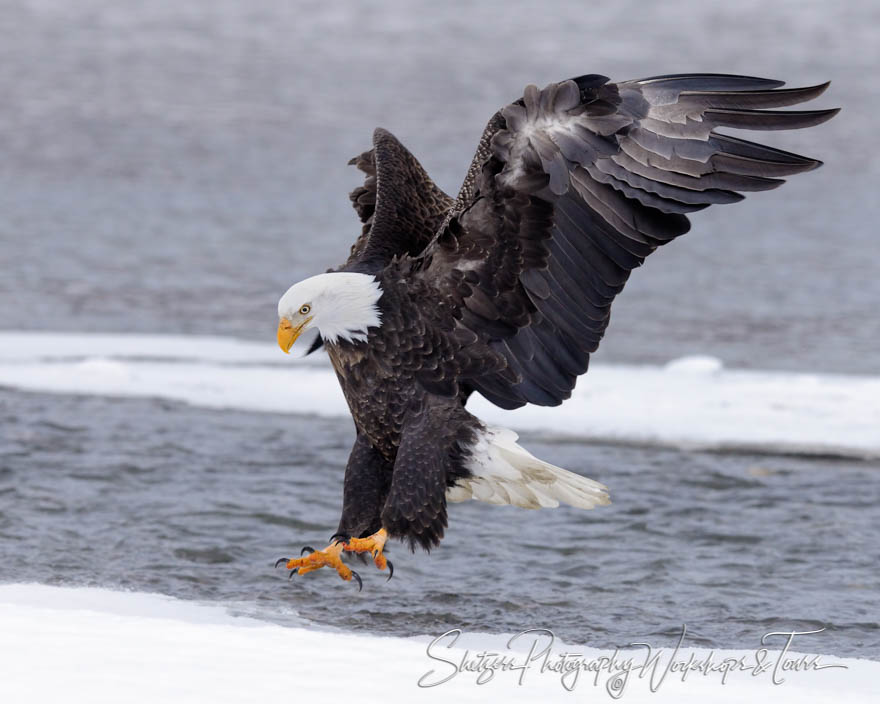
410,73,836,409
342,127,454,269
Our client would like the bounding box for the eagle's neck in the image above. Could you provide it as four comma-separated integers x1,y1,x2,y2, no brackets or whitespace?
316,272,383,345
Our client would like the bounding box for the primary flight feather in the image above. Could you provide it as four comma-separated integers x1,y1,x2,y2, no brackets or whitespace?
274,72,837,589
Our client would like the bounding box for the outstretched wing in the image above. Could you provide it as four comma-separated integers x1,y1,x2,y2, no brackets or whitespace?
414,73,837,409
342,128,454,270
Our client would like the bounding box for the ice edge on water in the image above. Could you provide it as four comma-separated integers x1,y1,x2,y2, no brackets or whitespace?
0,583,876,704
1,331,879,460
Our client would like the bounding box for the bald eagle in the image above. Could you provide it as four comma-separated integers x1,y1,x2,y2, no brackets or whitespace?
274,73,836,589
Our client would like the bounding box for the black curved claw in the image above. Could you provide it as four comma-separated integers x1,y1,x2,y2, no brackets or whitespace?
386,560,394,582
300,546,315,556
274,557,289,569
350,570,363,592
288,568,299,580
329,532,350,545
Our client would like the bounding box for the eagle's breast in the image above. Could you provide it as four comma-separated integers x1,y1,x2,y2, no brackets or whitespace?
326,282,427,460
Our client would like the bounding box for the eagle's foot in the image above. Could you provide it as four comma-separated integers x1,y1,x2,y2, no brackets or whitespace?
275,541,363,591
339,528,393,580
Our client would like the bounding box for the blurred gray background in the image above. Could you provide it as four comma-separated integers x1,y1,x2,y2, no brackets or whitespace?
1,0,876,372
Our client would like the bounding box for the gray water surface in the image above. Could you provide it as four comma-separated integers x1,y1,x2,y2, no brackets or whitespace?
2,389,878,656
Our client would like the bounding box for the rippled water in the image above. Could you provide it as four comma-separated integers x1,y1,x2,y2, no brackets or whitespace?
2,389,878,655
1,0,879,658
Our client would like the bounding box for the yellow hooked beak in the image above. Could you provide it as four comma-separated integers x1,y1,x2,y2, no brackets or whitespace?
277,317,311,354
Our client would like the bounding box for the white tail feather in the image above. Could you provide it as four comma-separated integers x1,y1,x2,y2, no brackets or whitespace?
448,426,610,510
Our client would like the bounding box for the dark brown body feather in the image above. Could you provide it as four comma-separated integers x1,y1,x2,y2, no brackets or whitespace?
319,73,836,550
328,268,499,549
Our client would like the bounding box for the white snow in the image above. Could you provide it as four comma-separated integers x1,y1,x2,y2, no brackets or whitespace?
0,330,324,365
1,331,879,458
663,355,724,374
0,584,876,704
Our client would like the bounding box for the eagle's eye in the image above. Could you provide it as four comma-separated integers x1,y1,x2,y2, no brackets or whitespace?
299,304,311,316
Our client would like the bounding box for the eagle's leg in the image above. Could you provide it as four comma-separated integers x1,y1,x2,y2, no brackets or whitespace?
340,528,392,578
378,400,475,552
331,434,395,578
276,434,391,589
275,541,363,590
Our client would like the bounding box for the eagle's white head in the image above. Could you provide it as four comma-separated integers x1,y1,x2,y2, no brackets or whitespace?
276,272,383,352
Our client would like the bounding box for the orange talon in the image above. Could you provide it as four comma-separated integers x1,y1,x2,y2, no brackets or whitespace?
281,542,363,589
342,528,390,574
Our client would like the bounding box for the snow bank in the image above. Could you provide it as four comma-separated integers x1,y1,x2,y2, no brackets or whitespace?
0,584,875,704
1,331,878,459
